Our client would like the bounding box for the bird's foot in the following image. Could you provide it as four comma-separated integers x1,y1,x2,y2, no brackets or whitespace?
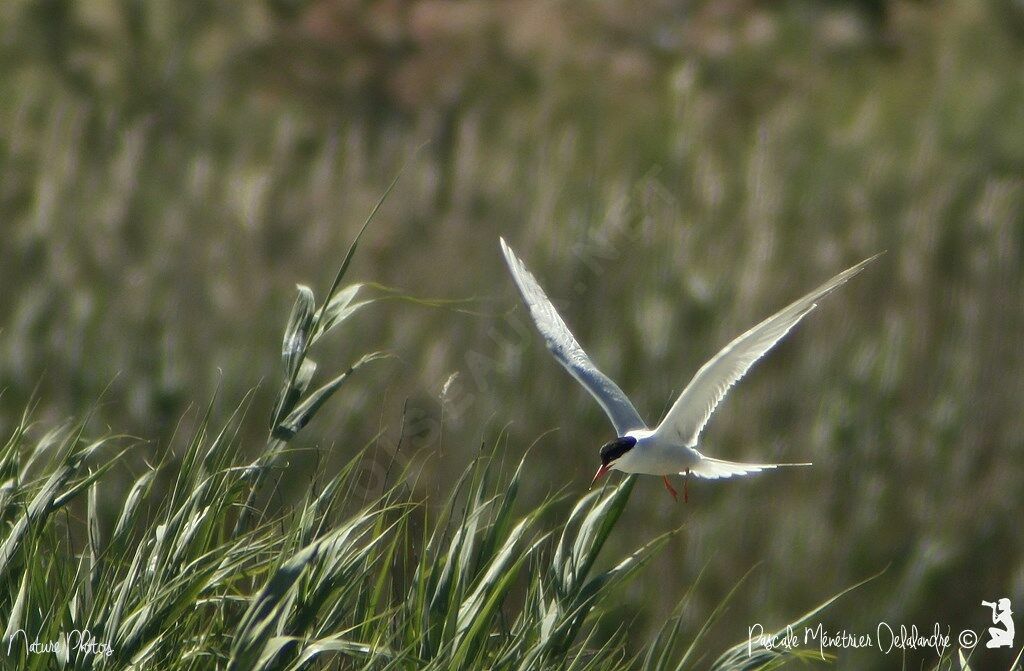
662,475,679,502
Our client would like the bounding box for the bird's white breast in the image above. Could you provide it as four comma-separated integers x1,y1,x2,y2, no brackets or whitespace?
613,429,701,475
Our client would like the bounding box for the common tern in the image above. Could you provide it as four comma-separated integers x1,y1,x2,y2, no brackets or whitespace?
500,238,878,502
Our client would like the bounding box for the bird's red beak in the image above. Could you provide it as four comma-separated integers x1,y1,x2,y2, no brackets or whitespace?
589,463,612,489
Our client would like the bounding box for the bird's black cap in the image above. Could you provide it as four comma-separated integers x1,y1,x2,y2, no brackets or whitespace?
599,436,637,465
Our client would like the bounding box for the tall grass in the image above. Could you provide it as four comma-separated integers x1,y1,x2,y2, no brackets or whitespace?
0,216,866,670
2,2,1022,668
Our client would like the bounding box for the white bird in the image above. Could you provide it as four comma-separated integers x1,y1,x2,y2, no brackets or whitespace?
500,237,878,502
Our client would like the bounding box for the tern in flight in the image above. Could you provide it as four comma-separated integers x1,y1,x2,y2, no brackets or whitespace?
500,238,878,502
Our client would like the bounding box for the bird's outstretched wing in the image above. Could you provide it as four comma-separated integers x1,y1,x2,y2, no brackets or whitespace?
655,254,880,447
500,238,646,435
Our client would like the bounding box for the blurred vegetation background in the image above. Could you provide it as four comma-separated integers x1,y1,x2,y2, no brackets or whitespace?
1,0,1023,667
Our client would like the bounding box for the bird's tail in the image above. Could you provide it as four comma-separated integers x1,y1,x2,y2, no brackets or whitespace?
687,455,811,480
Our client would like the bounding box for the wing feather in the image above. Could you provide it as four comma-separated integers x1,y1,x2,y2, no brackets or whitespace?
500,238,646,435
655,254,880,447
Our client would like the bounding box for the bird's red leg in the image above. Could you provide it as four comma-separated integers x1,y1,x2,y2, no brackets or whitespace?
684,469,690,504
662,475,678,502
